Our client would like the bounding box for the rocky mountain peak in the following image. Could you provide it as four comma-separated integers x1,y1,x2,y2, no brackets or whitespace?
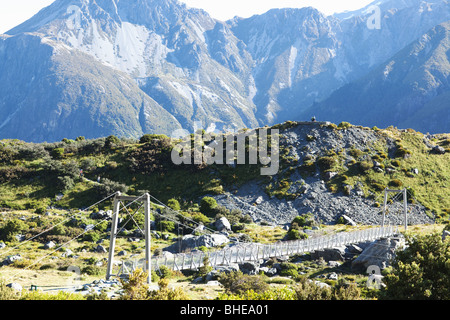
0,0,449,143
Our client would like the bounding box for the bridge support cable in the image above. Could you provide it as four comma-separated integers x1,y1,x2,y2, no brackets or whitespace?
382,188,409,231
106,192,152,284
0,191,119,259
149,195,219,235
7,206,119,283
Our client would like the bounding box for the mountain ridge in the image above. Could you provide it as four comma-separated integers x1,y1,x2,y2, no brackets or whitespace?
0,0,449,142
299,21,450,134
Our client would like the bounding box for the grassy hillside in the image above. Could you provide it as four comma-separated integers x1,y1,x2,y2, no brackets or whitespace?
0,121,448,221
0,121,449,300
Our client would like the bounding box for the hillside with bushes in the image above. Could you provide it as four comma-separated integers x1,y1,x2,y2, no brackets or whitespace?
0,121,448,222
0,121,449,301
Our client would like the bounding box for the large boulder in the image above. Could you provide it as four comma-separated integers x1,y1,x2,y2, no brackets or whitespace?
431,145,446,155
215,217,231,232
311,246,346,262
2,254,22,266
164,234,229,253
44,241,56,249
340,215,357,227
238,261,260,275
94,245,107,253
442,230,450,241
6,283,22,291
352,236,405,272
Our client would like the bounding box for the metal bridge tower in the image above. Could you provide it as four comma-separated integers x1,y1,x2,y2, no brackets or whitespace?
382,188,408,231
106,192,152,284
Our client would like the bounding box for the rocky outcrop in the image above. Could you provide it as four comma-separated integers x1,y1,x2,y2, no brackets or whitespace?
352,236,406,272
215,217,231,232
163,234,230,254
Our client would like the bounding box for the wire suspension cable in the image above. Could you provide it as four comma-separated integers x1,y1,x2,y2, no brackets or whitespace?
6,192,147,282
149,195,218,235
0,191,119,258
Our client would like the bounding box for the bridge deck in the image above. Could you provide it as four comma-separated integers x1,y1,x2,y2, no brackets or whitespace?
116,226,399,275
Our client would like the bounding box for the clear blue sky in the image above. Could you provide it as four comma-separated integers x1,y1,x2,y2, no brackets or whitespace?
0,0,374,33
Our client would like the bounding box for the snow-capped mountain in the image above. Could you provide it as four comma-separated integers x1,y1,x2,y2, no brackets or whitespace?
0,0,449,142
232,0,450,128
299,20,450,134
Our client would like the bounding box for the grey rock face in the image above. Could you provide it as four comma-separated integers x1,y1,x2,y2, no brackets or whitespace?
352,236,405,272
44,241,56,249
6,283,22,291
215,217,231,232
1,0,449,142
2,254,22,266
238,262,260,275
164,234,229,253
311,247,347,262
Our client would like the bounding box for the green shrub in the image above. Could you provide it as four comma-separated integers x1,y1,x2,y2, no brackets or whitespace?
348,148,364,159
336,216,346,225
82,265,102,276
17,144,48,160
380,233,450,300
389,179,403,188
316,156,336,171
218,287,297,300
0,219,29,242
0,166,32,183
83,231,101,243
80,158,96,172
292,213,315,228
190,212,211,225
197,256,213,281
51,148,65,159
51,224,66,236
156,265,173,279
140,134,170,144
358,161,373,173
94,220,109,233
105,135,120,149
57,176,75,192
391,160,401,167
167,199,181,211
286,229,309,240
394,146,412,158
338,122,352,129
95,178,128,198
20,290,86,300
218,271,269,295
0,144,18,164
42,160,79,179
280,268,299,278
159,220,175,233
371,183,386,192
119,268,151,300
200,197,218,216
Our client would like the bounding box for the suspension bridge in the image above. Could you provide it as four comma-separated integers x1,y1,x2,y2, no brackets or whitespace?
0,188,416,287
